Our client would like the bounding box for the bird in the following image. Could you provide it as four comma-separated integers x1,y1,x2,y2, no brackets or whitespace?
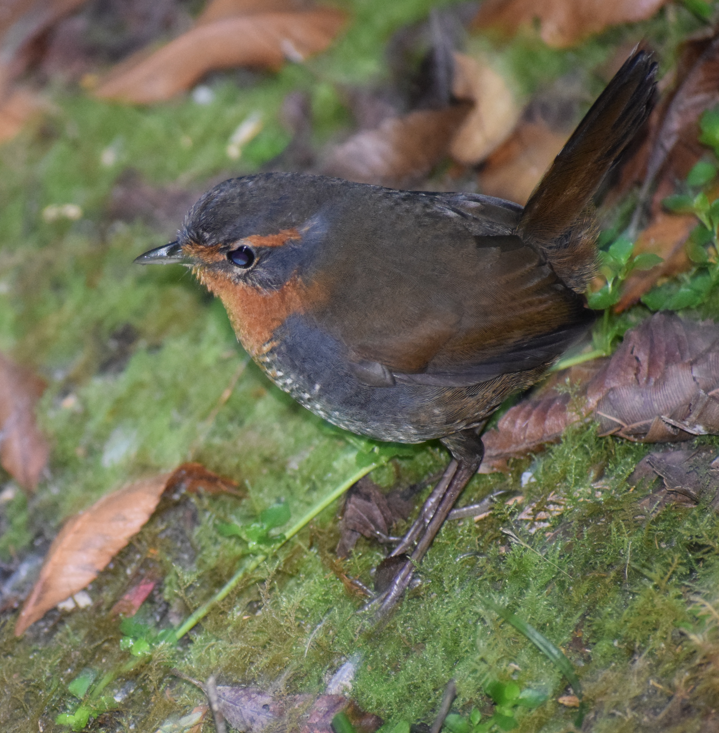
136,50,657,620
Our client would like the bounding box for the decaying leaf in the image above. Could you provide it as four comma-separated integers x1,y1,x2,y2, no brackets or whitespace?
14,473,171,635
15,461,240,634
163,461,243,499
481,362,601,471
94,7,347,104
481,314,719,468
477,115,569,205
0,0,89,96
336,477,415,557
320,104,470,187
0,352,50,490
177,675,382,733
628,31,719,215
632,447,719,513
473,0,668,49
588,313,719,441
448,52,521,166
0,85,51,143
616,210,697,310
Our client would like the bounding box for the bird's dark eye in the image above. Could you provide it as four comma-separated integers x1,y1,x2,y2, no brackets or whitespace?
228,245,255,269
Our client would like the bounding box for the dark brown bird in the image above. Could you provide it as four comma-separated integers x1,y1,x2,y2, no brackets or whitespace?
137,51,656,619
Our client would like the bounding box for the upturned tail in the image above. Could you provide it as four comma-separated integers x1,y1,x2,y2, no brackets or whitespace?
519,50,657,292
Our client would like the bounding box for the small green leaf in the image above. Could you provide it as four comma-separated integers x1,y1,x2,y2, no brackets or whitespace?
587,287,620,310
486,680,520,706
663,194,695,214
686,237,710,265
378,722,411,733
608,237,634,266
67,669,97,699
129,638,151,657
56,705,92,731
217,522,244,537
687,159,718,187
700,107,719,150
518,688,549,708
332,711,357,733
683,0,712,20
469,707,482,725
259,501,291,529
443,713,471,733
630,253,663,271
493,712,519,731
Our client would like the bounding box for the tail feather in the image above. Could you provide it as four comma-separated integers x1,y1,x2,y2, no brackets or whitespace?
519,50,657,292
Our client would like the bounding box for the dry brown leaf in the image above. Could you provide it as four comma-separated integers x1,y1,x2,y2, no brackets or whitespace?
320,104,469,187
196,0,299,25
477,117,568,204
449,52,521,166
481,314,719,467
336,477,415,557
0,352,49,490
481,362,601,471
94,8,347,104
616,211,697,311
631,447,719,513
587,313,719,442
0,85,51,143
473,0,668,49
15,473,170,635
0,0,88,96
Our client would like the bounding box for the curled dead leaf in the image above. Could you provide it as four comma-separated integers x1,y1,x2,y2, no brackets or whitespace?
320,104,470,187
0,352,50,490
616,210,697,311
587,313,719,442
481,314,719,468
449,52,521,166
15,473,171,635
94,8,347,104
474,0,669,49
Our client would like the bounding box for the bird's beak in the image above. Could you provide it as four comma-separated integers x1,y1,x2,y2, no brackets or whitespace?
134,241,187,265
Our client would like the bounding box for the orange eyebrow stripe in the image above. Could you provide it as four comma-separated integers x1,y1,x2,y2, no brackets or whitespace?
244,228,301,249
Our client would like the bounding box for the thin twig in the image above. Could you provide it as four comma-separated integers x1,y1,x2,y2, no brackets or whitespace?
430,679,457,733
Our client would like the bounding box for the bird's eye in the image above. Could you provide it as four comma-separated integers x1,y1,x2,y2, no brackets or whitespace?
228,245,256,269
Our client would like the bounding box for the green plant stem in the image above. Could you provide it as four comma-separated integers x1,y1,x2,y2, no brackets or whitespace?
551,348,606,371
173,454,389,640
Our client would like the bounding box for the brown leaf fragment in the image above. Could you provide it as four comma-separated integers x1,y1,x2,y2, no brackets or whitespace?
616,211,697,311
0,0,89,95
196,0,300,25
481,362,602,471
0,85,51,144
448,52,521,166
633,448,719,513
187,683,382,733
15,472,171,635
320,104,470,187
94,8,347,104
588,313,719,442
110,571,159,617
633,32,719,215
477,115,569,205
164,462,243,499
336,477,415,557
0,352,49,490
473,0,668,49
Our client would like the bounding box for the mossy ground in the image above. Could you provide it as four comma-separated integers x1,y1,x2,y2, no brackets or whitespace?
2,2,719,731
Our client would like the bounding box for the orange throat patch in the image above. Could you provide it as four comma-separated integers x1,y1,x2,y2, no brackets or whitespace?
196,269,325,358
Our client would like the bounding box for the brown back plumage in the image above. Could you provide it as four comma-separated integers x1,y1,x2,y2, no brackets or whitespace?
519,50,657,292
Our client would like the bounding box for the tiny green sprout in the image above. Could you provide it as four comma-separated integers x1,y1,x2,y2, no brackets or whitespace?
700,106,719,152
67,669,97,699
332,711,358,733
218,500,291,552
377,722,411,733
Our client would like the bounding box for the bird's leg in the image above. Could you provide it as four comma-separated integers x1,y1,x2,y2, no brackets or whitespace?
370,429,484,622
388,459,459,557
